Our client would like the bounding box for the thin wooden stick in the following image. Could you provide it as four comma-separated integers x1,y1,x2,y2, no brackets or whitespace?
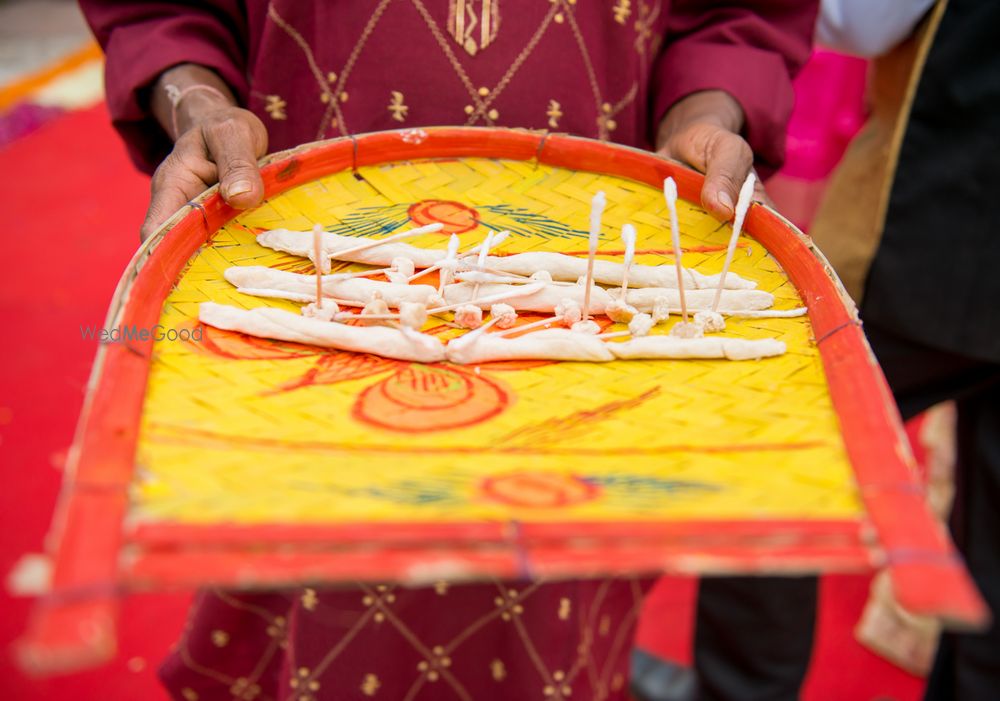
711,173,756,312
470,231,495,302
620,223,636,298
582,191,606,320
663,178,688,322
427,282,544,315
312,224,324,309
493,315,560,337
325,222,444,261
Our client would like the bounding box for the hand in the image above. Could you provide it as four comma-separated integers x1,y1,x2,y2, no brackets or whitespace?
141,65,268,240
655,90,769,220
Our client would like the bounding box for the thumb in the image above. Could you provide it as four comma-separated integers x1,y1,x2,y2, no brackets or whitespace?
660,123,753,221
203,112,268,209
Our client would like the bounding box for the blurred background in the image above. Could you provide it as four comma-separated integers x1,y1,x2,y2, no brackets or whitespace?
0,1,937,698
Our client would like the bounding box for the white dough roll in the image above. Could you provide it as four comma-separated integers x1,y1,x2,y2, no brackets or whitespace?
622,287,774,312
443,281,613,313
609,336,786,361
484,252,756,290
446,328,614,364
256,228,446,268
198,302,446,362
224,266,441,307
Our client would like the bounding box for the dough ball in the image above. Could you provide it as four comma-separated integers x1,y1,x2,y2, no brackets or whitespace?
301,300,339,321
628,313,654,337
693,310,726,333
571,319,601,335
669,321,704,339
454,304,484,329
490,303,518,329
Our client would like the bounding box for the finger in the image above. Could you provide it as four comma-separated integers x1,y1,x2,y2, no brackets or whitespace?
698,130,754,221
658,124,754,221
140,155,209,241
203,113,268,209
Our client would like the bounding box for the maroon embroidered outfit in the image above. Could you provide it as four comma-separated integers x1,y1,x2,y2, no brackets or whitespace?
80,2,815,699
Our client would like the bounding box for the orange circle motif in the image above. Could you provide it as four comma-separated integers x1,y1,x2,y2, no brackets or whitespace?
408,199,480,234
481,472,601,508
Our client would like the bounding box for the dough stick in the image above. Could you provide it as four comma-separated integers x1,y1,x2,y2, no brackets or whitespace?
427,282,545,315
620,223,636,297
582,191,606,320
312,224,325,308
494,316,558,337
711,173,756,312
470,231,495,302
332,222,444,261
421,233,461,293
663,177,688,322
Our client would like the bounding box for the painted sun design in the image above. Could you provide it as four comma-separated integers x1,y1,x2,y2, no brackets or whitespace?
326,199,589,241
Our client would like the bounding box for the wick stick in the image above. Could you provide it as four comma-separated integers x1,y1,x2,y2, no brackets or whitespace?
434,234,462,294
582,191,606,320
470,231,495,302
597,330,630,339
494,315,559,337
427,282,544,315
663,177,688,322
711,173,756,312
620,223,636,298
312,224,324,309
330,222,444,261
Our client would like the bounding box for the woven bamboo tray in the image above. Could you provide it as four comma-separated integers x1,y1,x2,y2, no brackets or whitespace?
20,127,986,673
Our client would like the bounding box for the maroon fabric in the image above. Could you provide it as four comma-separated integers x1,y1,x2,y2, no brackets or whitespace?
80,0,816,174
160,580,653,701
78,3,817,699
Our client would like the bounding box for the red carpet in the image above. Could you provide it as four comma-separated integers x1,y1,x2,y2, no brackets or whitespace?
0,104,924,700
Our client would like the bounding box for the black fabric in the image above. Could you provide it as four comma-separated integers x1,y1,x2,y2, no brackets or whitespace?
693,576,817,701
690,322,1000,700
861,0,1000,363
863,324,1000,701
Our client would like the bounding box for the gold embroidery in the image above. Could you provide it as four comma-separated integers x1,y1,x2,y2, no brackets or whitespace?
477,86,490,97
613,0,631,24
290,667,321,699
554,12,565,23
487,108,499,121
326,71,338,83
230,677,261,701
210,629,230,647
388,91,409,122
340,91,349,103
558,596,571,620
448,0,501,56
301,588,318,610
181,689,199,701
599,614,611,636
634,0,661,56
490,658,507,681
434,580,450,595
264,95,287,120
417,646,453,682
543,670,573,698
361,673,381,696
266,615,286,639
494,588,525,621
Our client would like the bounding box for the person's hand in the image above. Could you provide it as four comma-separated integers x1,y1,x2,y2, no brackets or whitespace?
655,90,769,220
142,65,268,240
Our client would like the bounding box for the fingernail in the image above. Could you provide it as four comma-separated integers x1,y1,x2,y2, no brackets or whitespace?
227,180,252,198
717,191,734,212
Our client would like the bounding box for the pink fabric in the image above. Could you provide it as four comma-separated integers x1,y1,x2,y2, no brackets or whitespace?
781,49,868,181
80,0,817,174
